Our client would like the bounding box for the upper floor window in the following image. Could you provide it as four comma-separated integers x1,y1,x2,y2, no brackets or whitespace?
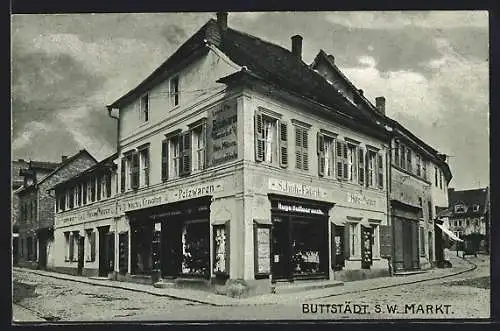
90,176,96,202
105,172,112,198
140,94,149,122
170,134,181,179
394,141,400,167
346,143,357,183
439,170,443,189
422,159,427,181
255,112,288,168
169,76,180,107
406,148,412,172
400,145,406,170
472,204,480,212
139,147,150,187
192,122,207,172
367,150,377,188
454,204,466,214
294,126,309,171
416,155,421,177
434,167,438,187
317,133,335,178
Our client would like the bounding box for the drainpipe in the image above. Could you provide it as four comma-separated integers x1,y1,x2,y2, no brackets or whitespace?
386,135,394,276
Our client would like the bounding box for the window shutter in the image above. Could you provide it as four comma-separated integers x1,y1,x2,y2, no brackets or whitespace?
120,158,126,192
302,129,309,171
379,225,392,258
378,153,384,189
365,151,370,187
91,231,96,261
295,127,302,169
225,221,230,274
131,153,139,189
342,142,348,180
202,121,208,169
358,147,365,185
344,225,350,259
279,121,288,168
317,132,325,176
182,132,192,176
254,112,264,162
178,134,184,176
161,140,168,181
336,140,343,179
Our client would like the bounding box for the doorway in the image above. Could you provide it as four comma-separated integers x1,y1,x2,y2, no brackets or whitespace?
98,226,111,277
38,235,47,270
271,216,290,281
77,236,84,276
332,225,345,271
361,226,373,269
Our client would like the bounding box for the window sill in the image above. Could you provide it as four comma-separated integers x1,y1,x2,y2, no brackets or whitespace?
169,105,181,112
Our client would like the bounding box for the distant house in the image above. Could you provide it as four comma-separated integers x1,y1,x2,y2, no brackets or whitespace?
447,187,489,241
15,150,97,269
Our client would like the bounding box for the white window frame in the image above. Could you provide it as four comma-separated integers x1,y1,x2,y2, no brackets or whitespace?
192,125,206,172
348,221,361,258
323,136,335,178
139,148,150,187
100,177,107,199
85,230,92,262
140,93,149,122
370,222,381,259
368,150,377,188
262,116,278,164
170,136,181,179
347,144,357,183
169,76,180,108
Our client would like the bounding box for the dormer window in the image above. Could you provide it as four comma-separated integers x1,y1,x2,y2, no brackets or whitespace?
454,204,466,214
472,204,480,212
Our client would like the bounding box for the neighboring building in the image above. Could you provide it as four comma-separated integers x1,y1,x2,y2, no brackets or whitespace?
309,50,453,272
49,154,118,276
15,151,97,269
447,187,489,241
53,13,393,293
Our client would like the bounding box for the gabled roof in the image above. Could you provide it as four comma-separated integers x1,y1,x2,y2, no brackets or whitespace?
107,19,385,132
36,149,98,187
29,160,60,170
448,187,488,217
49,153,118,192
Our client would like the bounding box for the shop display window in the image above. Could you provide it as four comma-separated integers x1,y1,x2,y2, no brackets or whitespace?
291,219,323,275
181,221,210,276
131,224,153,275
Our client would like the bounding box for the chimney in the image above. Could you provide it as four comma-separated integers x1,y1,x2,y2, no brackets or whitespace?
358,89,364,96
291,35,303,59
327,54,335,64
375,96,386,115
216,11,228,31
61,155,68,162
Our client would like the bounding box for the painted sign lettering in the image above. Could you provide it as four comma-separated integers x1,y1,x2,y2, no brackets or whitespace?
207,99,238,166
172,181,223,202
346,192,377,207
268,178,328,199
277,202,325,215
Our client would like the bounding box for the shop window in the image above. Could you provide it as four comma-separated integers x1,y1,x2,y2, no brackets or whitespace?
85,230,96,262
169,76,180,107
63,232,69,261
291,219,324,276
131,224,153,275
294,126,309,171
20,238,24,257
139,147,150,187
213,223,230,276
255,113,278,165
473,204,480,212
181,221,210,276
192,123,207,172
68,233,76,262
140,93,149,122
119,232,129,275
348,222,360,258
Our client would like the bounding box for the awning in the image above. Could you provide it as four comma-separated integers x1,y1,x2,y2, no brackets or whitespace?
436,223,464,242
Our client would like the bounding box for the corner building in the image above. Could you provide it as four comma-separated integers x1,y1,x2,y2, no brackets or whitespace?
54,13,393,292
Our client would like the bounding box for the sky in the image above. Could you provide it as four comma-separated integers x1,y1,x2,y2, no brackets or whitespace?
11,11,489,190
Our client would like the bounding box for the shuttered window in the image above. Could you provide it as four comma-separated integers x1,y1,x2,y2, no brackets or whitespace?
279,122,288,167
317,133,325,176
358,147,365,185
82,182,87,205
120,158,126,192
96,175,101,201
347,144,356,182
139,148,150,186
336,140,348,180
131,153,140,189
407,148,412,172
181,132,192,176
400,145,406,169
192,121,207,171
161,140,168,181
377,153,384,189
295,127,309,170
394,141,400,166
106,173,112,197
254,112,264,162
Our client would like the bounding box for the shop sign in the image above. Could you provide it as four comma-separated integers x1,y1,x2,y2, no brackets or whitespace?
268,178,328,199
347,192,377,207
119,193,167,213
277,202,325,215
256,227,271,274
171,181,224,202
59,205,116,225
207,99,238,166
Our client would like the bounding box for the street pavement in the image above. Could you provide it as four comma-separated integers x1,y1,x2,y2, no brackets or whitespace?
12,251,490,321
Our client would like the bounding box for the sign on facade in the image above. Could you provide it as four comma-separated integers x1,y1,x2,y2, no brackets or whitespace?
119,193,168,213
207,99,238,166
58,205,116,226
268,178,328,199
277,202,325,215
171,181,224,202
346,192,377,207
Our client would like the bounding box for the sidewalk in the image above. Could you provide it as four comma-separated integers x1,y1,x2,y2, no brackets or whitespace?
13,267,239,307
238,251,477,305
12,304,46,322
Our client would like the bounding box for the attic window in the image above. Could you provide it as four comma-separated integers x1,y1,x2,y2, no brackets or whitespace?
454,204,466,214
472,204,480,212
140,94,149,122
170,76,180,107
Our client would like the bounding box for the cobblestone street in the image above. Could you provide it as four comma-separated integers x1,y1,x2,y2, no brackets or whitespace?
13,254,489,322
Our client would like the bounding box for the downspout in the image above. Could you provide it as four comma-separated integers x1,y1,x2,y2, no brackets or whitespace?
385,128,394,276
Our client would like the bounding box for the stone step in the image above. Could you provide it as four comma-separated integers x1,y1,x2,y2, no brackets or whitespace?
272,280,344,294
393,270,428,276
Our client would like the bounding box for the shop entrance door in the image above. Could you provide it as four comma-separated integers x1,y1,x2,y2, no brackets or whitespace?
38,235,47,270
271,217,291,281
77,236,84,276
162,221,182,278
98,226,110,277
361,226,373,269
332,225,345,270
